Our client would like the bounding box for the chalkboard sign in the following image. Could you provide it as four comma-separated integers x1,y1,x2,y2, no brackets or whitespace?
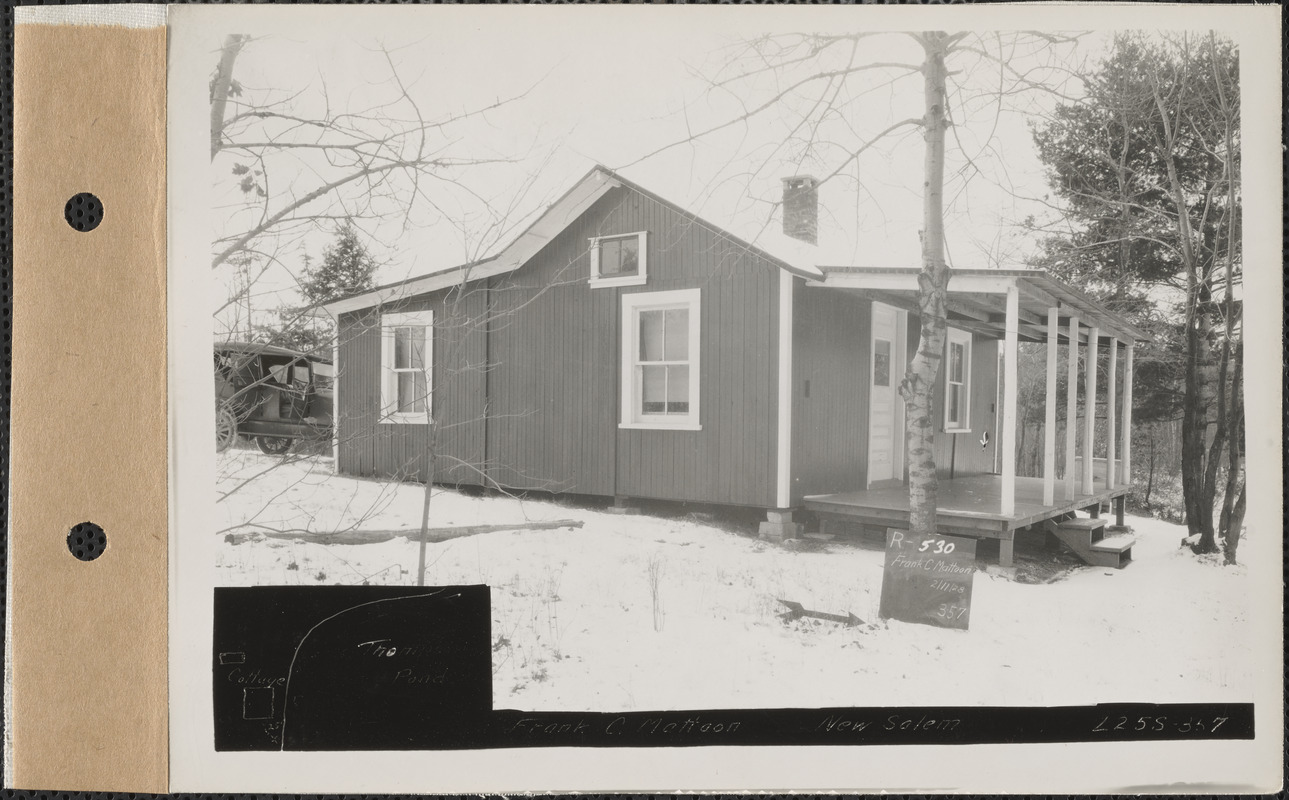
878,530,976,630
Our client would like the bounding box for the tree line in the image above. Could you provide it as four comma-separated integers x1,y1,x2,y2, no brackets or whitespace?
1029,32,1243,562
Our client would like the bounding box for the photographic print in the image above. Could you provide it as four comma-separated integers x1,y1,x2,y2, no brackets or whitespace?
167,4,1282,793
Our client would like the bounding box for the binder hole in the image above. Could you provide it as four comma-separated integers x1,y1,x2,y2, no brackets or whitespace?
67,522,106,561
64,193,102,232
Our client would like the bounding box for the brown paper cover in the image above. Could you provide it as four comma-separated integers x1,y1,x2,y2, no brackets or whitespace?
10,22,168,792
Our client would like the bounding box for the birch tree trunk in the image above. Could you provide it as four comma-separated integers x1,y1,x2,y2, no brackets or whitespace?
897,32,952,537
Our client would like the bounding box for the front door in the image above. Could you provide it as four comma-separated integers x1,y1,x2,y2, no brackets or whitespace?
868,302,904,486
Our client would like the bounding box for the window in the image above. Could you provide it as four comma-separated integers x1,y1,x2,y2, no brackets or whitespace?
312,362,334,391
267,362,290,385
380,311,433,423
873,339,891,387
590,232,648,288
264,357,310,388
620,289,700,430
944,327,972,432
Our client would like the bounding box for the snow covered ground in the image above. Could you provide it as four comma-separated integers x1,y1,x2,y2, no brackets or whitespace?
215,450,1256,712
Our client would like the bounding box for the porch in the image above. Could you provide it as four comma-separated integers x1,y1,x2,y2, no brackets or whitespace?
799,267,1148,568
805,474,1131,567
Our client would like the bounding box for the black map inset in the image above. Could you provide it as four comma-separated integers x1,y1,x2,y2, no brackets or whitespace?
213,585,491,751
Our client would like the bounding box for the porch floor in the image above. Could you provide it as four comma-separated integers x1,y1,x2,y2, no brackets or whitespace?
804,474,1130,538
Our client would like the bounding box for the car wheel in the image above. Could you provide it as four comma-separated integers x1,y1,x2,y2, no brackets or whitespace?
256,436,293,456
216,405,238,453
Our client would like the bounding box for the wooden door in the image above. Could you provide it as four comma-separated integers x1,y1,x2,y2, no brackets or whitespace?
868,302,900,485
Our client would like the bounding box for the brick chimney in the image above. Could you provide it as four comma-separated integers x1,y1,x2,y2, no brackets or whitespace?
781,175,818,245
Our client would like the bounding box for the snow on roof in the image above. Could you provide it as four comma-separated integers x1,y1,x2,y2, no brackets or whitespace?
744,227,840,279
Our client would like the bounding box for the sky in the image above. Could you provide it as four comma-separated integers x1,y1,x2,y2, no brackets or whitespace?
207,8,1111,327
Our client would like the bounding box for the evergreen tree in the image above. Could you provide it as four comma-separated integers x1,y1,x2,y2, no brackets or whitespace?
299,224,378,306
1030,33,1242,557
247,225,378,359
251,308,332,358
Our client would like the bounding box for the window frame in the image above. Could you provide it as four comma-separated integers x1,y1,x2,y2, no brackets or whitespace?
619,288,701,431
379,310,434,424
589,231,648,288
943,326,972,433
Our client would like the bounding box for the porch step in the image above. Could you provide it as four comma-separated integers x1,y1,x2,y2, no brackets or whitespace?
1086,535,1135,568
1049,518,1132,569
1053,517,1107,548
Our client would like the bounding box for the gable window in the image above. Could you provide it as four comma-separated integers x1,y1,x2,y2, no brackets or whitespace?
380,311,433,423
620,288,700,430
944,327,972,432
590,232,648,288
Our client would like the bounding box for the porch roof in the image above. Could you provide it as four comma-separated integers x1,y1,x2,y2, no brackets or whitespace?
810,266,1148,345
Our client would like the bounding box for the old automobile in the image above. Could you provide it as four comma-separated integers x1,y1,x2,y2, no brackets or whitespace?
214,341,334,455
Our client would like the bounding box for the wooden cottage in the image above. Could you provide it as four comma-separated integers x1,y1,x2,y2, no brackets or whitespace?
314,166,1146,567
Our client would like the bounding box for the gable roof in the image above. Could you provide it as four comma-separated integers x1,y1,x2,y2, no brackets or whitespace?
310,166,1146,344
311,165,824,317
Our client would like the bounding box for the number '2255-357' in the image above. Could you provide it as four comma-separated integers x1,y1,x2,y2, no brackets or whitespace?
1092,715,1227,733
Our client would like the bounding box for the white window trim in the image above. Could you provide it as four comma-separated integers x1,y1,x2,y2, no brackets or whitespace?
943,326,972,433
620,288,701,431
380,310,434,424
589,231,648,288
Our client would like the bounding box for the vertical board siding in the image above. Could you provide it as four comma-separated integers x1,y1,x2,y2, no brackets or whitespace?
611,189,779,507
336,185,781,507
484,186,778,506
486,239,618,495
907,321,1000,479
790,287,870,504
336,287,487,485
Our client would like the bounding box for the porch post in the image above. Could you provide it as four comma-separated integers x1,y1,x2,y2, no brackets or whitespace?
1065,314,1079,500
1122,342,1135,485
1106,338,1118,489
775,271,794,508
1000,283,1019,516
1042,307,1058,505
1082,327,1099,495
330,310,341,473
